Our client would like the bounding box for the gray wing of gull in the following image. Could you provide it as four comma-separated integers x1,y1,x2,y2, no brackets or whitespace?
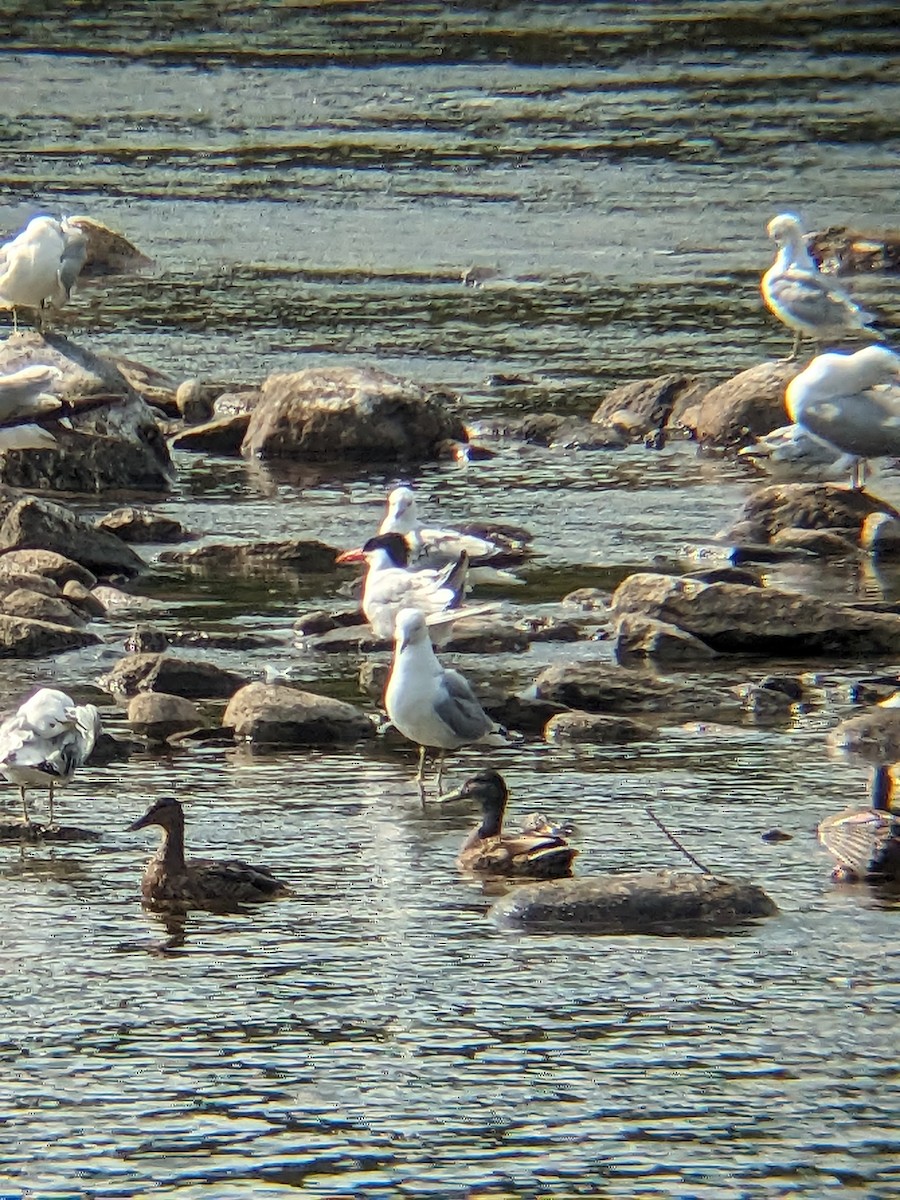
58,224,88,299
818,809,897,877
797,389,900,458
433,669,493,741
769,269,873,331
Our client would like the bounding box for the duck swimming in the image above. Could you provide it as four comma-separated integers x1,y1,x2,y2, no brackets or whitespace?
129,796,291,911
817,765,900,883
438,768,577,879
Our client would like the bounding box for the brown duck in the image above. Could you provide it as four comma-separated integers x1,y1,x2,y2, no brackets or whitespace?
818,765,900,883
438,769,577,879
129,796,291,910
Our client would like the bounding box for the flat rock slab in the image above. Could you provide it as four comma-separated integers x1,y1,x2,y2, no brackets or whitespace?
490,871,778,934
0,822,101,843
224,681,376,746
159,539,337,574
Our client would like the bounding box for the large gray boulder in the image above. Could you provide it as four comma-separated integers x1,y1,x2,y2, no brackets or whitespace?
98,653,247,699
0,333,173,492
0,495,144,578
159,539,336,575
724,482,893,546
242,365,467,463
0,614,100,657
223,682,375,746
533,661,743,721
591,374,715,444
127,692,204,743
489,872,778,933
612,571,900,657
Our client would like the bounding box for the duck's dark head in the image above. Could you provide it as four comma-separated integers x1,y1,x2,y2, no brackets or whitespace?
439,769,509,836
129,795,185,832
870,765,896,813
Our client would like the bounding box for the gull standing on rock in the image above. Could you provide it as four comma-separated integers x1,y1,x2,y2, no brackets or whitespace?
385,607,494,793
761,212,880,359
785,345,900,489
0,215,87,332
0,688,101,825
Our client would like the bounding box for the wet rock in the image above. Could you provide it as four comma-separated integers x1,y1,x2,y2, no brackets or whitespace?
683,565,763,588
174,379,214,424
98,652,248,699
504,412,626,449
612,571,900,657
0,571,58,599
88,730,141,765
223,681,375,746
769,527,859,558
489,872,778,934
127,692,204,743
125,626,169,653
481,694,570,735
169,412,252,455
741,683,795,722
827,700,900,763
614,614,719,664
158,538,336,574
544,711,654,744
681,360,802,448
525,618,584,643
295,609,362,636
0,821,101,843
0,615,100,657
0,548,96,589
241,365,467,463
0,332,173,492
808,224,900,275
0,495,145,578
723,482,892,545
214,390,261,418
62,580,106,618
533,661,743,721
96,507,190,544
359,660,389,703
443,619,531,654
758,675,806,702
91,585,152,613
761,828,793,843
0,587,86,628
591,373,714,443
562,588,609,612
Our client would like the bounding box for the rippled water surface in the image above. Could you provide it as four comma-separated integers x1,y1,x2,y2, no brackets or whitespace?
2,4,900,1196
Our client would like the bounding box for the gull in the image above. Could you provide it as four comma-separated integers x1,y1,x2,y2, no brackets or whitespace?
818,765,900,883
379,485,529,571
0,687,102,825
785,345,900,489
0,215,87,332
0,364,63,451
336,531,473,640
761,212,880,359
385,607,494,793
739,422,864,483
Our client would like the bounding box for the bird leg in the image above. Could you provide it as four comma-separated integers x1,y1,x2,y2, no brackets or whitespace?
435,751,447,795
48,783,56,827
788,330,802,361
19,786,30,824
415,744,427,784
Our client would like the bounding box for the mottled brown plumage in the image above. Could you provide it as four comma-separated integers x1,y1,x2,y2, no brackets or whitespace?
439,769,576,879
129,796,290,911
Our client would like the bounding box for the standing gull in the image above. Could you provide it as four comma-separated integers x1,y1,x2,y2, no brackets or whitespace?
0,687,101,825
0,215,87,332
761,212,879,359
785,345,900,489
385,606,494,793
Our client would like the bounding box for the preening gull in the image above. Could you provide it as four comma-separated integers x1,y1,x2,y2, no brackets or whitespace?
0,215,87,331
385,607,494,793
817,765,900,883
0,364,63,450
0,687,101,824
785,345,900,489
761,212,880,359
437,769,577,878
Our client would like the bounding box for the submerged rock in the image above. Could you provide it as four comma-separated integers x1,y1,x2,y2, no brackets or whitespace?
543,711,654,744
241,365,466,463
533,661,743,722
489,872,778,933
223,682,375,746
96,507,190,544
612,571,900,657
0,821,101,843
0,614,100,657
169,412,252,455
0,333,172,492
159,539,336,574
591,373,714,444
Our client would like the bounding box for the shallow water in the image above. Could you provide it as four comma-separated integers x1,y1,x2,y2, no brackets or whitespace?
2,4,900,1196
